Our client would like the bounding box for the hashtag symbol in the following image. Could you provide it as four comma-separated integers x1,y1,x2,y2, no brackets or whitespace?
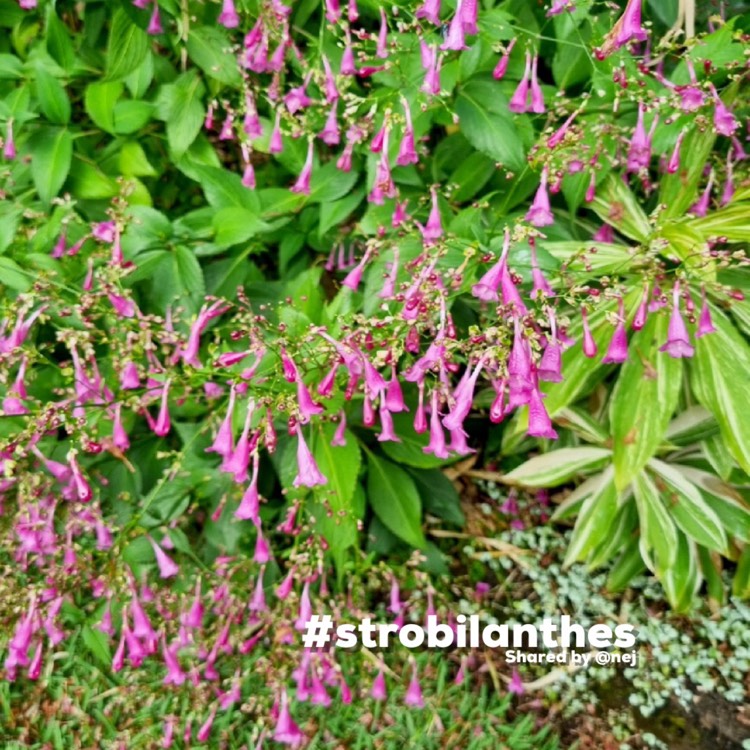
302,614,334,648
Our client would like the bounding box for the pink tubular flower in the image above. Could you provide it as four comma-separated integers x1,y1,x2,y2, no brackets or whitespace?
527,381,558,440
376,8,389,58
632,284,649,330
396,100,419,166
601,299,629,364
695,287,716,338
667,128,686,174
217,0,239,28
708,84,739,137
660,283,694,358
340,30,357,76
415,0,440,24
423,389,450,459
442,359,483,432
291,140,314,194
149,536,179,578
627,104,658,173
525,168,554,227
3,119,16,160
595,0,647,59
152,380,172,436
236,453,261,522
493,38,516,80
529,55,545,113
293,429,327,488
319,104,340,146
147,1,163,35
581,307,598,358
274,690,304,746
404,663,425,708
324,0,340,23
371,669,387,700
162,639,186,686
417,187,443,244
547,0,573,15
441,0,468,50
509,667,525,694
509,52,532,113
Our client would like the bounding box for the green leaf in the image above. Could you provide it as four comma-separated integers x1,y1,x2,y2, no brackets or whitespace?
0,257,31,291
34,66,70,125
407,468,465,526
689,304,750,474
186,26,242,86
29,127,72,206
119,141,157,177
610,315,682,490
318,190,364,238
212,207,270,246
311,423,362,573
150,246,205,314
678,465,750,545
181,163,260,212
84,81,123,133
563,467,620,566
0,53,23,79
589,173,651,242
113,100,154,134
45,7,76,71
503,447,612,488
632,470,678,572
81,624,111,667
106,9,150,81
455,77,525,173
648,459,728,553
367,451,426,549
309,162,360,204
155,71,206,156
660,533,700,613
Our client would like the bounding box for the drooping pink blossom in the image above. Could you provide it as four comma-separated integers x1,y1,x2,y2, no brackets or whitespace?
601,299,629,364
149,536,179,578
291,140,314,194
217,0,239,28
695,287,716,339
525,168,554,227
293,429,327,488
596,0,647,59
660,282,694,358
509,52,532,113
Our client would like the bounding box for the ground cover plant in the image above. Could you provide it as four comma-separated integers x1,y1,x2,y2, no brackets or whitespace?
1,0,749,746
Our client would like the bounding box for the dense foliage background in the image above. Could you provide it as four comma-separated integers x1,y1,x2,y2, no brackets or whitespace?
1,0,749,747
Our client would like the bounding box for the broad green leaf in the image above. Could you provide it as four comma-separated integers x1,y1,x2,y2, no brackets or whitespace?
119,141,157,177
589,173,651,242
632,470,679,572
113,100,154,134
156,71,206,156
563,466,620,566
186,26,242,86
212,207,270,246
45,7,76,71
311,423,362,574
677,465,750,545
610,315,682,490
664,406,716,446
503,447,612,488
68,160,119,200
407,468,465,526
29,127,72,206
34,66,70,125
106,9,150,81
455,77,525,173
648,458,727,553
689,304,750,474
309,163,360,204
540,240,633,277
367,451,426,549
0,53,23,79
181,163,260,212
0,257,31,291
660,533,700,612
150,246,205,314
85,81,123,133
318,190,364,237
